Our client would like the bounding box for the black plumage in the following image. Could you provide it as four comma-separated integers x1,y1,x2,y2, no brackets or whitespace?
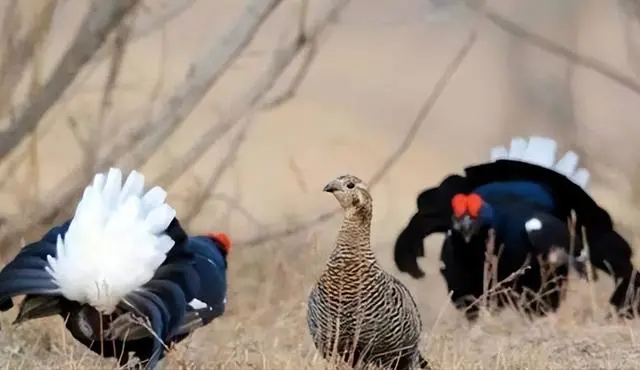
0,217,230,369
394,136,636,320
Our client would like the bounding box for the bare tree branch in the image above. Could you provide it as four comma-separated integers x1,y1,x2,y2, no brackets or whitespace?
111,0,283,171
153,0,352,191
66,0,196,98
0,0,284,252
85,14,136,174
262,37,318,110
239,24,478,247
469,1,640,96
501,1,586,166
0,0,58,118
209,192,268,230
0,0,142,162
620,0,640,78
181,119,251,225
262,0,318,109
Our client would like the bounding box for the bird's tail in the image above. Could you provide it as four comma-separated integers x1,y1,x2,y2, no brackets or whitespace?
45,168,177,314
489,135,590,189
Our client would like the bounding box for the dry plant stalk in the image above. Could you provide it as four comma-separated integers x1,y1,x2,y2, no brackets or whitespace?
481,228,497,313
574,212,599,316
471,228,534,321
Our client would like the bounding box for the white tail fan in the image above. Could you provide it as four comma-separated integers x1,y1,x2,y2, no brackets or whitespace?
489,136,590,190
45,168,177,314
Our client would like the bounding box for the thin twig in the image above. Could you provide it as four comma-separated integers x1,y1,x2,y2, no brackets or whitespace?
0,0,58,118
85,12,135,174
0,0,142,162
240,23,478,247
468,1,640,96
0,0,284,253
262,0,317,109
65,0,196,101
111,0,283,172
182,119,251,224
153,0,351,191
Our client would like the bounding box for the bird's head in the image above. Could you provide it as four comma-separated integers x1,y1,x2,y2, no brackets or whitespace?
323,174,372,212
206,231,232,270
451,192,492,242
208,232,232,255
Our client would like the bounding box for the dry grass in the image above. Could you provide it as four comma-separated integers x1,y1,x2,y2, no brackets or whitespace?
2,0,640,369
3,227,640,370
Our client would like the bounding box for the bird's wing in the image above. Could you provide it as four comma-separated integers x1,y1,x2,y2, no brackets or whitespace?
0,220,73,316
105,234,227,358
0,221,71,313
466,160,631,283
184,236,228,326
464,159,611,230
456,135,637,316
522,212,594,281
523,212,571,255
394,175,470,279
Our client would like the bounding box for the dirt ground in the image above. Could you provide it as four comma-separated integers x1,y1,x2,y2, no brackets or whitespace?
1,0,640,368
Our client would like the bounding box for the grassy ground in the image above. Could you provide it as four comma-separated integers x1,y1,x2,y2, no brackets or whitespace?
2,231,640,370
2,0,640,369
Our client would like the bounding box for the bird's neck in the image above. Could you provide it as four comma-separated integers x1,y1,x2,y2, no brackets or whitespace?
478,203,494,226
330,205,376,265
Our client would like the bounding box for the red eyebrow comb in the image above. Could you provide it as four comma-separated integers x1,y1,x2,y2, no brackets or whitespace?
451,193,467,218
207,232,232,254
466,193,483,218
451,193,483,218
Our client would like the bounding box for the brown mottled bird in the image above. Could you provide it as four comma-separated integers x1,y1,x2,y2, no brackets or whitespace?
307,174,429,370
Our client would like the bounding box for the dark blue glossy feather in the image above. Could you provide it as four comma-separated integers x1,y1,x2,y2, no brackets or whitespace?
0,216,229,369
187,236,228,320
0,277,58,296
133,290,170,338
11,241,57,260
1,256,49,271
122,291,167,368
144,279,187,336
153,263,201,302
474,181,554,211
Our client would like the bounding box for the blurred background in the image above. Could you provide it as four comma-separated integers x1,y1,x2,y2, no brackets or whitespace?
2,0,640,368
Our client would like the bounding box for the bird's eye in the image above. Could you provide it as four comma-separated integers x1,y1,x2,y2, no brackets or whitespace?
346,182,355,189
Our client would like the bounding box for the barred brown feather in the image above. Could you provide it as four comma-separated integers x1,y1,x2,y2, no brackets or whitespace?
307,175,429,370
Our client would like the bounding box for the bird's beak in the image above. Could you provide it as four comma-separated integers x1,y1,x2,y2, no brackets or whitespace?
458,215,475,243
323,180,340,193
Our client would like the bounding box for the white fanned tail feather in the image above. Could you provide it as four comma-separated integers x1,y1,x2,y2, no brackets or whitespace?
489,135,590,190
44,168,177,314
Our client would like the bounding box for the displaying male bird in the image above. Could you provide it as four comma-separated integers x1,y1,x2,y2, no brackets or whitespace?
308,174,429,370
0,168,231,369
394,135,637,321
